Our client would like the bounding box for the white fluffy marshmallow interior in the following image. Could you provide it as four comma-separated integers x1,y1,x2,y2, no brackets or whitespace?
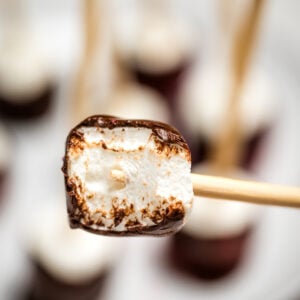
29,205,120,284
183,165,260,239
68,127,193,232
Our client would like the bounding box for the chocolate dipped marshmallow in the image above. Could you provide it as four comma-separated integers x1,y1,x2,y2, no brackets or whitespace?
131,17,192,104
169,164,259,280
0,34,55,119
63,115,193,236
179,63,278,168
25,203,120,300
118,0,194,105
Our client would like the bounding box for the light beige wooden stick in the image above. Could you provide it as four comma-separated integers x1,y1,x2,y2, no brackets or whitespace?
73,0,99,123
218,0,234,33
211,0,265,171
192,173,300,208
141,0,169,15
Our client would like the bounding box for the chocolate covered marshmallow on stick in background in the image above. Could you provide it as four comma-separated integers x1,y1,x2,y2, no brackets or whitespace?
25,202,120,300
62,115,300,237
169,164,259,279
170,0,268,280
0,0,56,120
179,0,277,170
104,28,170,123
73,0,170,127
119,0,194,108
180,62,277,169
22,4,120,299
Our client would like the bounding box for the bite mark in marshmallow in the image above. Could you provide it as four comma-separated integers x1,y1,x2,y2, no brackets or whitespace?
63,115,193,236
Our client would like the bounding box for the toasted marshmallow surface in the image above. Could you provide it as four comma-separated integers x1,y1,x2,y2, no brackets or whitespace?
182,164,259,239
63,115,193,236
28,204,120,284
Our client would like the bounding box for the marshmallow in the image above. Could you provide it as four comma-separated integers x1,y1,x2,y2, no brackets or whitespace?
182,164,259,239
63,115,193,236
104,83,170,123
131,16,193,74
0,34,53,101
28,203,120,284
180,62,278,141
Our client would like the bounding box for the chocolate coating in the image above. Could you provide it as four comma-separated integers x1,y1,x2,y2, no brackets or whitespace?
190,127,269,169
65,115,190,152
169,229,252,280
62,115,191,236
0,84,55,120
133,60,190,105
26,259,108,300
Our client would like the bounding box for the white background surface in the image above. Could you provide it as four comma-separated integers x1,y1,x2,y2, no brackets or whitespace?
1,1,300,299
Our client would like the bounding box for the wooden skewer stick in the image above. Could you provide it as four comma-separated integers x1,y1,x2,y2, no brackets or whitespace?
141,0,169,15
218,0,234,34
192,173,300,208
211,0,265,171
73,0,99,123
